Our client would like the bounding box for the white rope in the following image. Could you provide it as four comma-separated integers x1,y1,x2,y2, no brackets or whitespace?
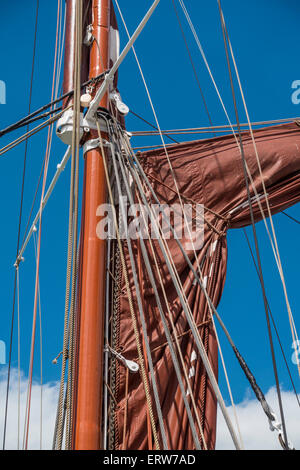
22,2,65,448
178,0,238,140
33,228,43,450
16,266,21,450
211,310,244,449
55,0,66,101
130,117,300,135
86,0,161,121
16,146,71,265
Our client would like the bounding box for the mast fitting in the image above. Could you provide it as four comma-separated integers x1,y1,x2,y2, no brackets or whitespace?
83,24,94,47
104,345,139,373
56,108,108,145
110,91,129,116
83,137,110,155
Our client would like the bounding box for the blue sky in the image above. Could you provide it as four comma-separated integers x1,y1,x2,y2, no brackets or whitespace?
0,0,299,448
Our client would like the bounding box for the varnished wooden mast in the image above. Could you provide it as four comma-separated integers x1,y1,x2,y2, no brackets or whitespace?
73,0,110,450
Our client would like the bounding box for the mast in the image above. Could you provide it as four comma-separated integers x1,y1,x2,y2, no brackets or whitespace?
62,0,90,107
72,0,110,450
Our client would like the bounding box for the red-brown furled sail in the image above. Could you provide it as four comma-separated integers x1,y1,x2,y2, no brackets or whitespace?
114,122,300,449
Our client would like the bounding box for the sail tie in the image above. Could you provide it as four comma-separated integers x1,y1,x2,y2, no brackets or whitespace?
148,320,212,356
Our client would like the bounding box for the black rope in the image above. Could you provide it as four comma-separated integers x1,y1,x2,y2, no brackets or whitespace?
217,0,290,449
10,107,62,133
2,0,40,450
231,345,275,421
0,70,110,138
282,210,300,225
129,109,179,144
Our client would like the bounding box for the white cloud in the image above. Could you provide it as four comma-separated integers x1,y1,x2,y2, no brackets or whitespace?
0,368,299,450
0,368,59,450
216,387,300,450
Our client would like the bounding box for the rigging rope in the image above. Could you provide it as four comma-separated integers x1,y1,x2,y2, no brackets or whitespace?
281,211,300,226
113,110,234,448
109,115,206,449
2,0,40,450
24,0,62,449
33,227,43,450
0,108,69,158
65,0,82,448
103,236,112,449
171,0,215,133
218,1,300,379
113,1,242,448
115,2,218,447
130,117,300,136
175,0,297,298
243,228,300,410
109,130,170,449
16,266,21,450
216,0,290,448
129,109,179,144
205,245,244,448
118,127,241,449
123,126,293,449
16,146,71,267
173,0,297,448
0,71,109,139
53,0,82,450
177,0,238,140
134,127,292,447
20,155,47,252
96,119,162,450
134,178,208,448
